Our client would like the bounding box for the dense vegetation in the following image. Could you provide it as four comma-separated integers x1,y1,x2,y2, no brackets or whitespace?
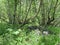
0,0,60,45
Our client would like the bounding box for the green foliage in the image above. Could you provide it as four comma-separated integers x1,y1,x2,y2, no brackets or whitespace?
0,24,60,45
0,23,8,35
38,35,59,45
48,26,60,34
0,0,60,45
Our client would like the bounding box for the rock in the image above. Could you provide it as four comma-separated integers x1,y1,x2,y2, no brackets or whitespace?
43,31,49,35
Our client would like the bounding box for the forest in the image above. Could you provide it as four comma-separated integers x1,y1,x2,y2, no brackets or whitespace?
0,0,60,45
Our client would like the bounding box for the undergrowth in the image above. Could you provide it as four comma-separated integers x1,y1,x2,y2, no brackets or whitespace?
0,23,60,45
